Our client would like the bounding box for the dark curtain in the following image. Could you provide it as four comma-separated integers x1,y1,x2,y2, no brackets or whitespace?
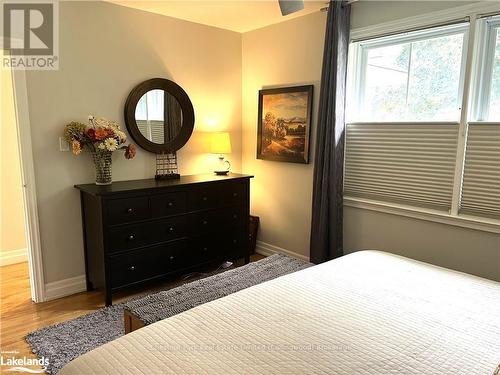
310,0,350,264
165,94,182,142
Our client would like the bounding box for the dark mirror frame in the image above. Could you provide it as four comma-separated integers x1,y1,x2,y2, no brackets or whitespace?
124,78,195,154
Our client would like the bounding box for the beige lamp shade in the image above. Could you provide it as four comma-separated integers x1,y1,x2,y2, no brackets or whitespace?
210,132,231,154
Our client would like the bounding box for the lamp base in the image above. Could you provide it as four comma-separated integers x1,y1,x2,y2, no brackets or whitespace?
214,170,230,176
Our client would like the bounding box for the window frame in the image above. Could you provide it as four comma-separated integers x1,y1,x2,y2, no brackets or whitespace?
345,7,500,230
470,15,500,121
347,23,470,123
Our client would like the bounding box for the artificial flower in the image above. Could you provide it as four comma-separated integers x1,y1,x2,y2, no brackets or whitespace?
63,121,86,143
125,144,136,159
115,129,127,142
86,128,97,141
104,138,118,151
71,140,82,155
94,117,109,128
95,127,115,141
63,115,134,163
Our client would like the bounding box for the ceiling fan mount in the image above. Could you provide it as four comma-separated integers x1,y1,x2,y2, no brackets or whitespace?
278,0,304,16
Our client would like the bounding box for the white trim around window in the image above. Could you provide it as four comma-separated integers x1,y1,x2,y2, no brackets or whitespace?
345,2,500,232
344,196,500,234
470,15,500,121
350,2,500,42
348,23,469,123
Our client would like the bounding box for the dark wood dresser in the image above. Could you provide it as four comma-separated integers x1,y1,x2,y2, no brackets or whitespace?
75,173,253,305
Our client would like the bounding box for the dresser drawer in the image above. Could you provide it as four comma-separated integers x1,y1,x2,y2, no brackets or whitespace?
151,192,187,218
108,221,154,253
188,209,221,235
187,187,219,211
223,229,246,258
108,217,188,253
109,241,186,288
220,182,244,206
107,197,149,225
155,216,188,243
224,206,245,228
189,234,225,262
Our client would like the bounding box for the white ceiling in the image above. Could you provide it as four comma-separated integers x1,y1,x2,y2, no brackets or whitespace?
107,1,327,33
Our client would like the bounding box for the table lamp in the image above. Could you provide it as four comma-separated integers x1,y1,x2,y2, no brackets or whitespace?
210,132,231,175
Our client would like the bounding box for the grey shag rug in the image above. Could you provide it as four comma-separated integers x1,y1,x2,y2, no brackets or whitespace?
26,254,311,374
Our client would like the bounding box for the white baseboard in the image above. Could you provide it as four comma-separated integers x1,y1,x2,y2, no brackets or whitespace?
255,241,309,262
0,248,28,266
44,274,86,301
41,243,307,301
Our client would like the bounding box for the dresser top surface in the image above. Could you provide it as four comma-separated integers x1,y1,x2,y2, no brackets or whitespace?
75,173,253,196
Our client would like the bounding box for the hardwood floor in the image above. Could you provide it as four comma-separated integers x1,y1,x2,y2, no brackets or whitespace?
0,254,264,372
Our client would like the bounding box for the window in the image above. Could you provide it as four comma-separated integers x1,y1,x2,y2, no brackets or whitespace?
460,123,500,218
460,15,500,219
346,15,500,223
345,24,468,212
135,89,165,143
349,24,468,122
472,16,500,121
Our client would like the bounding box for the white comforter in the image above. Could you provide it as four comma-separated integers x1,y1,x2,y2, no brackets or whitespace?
60,251,500,374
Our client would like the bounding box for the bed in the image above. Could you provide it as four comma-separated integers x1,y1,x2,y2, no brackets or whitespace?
60,250,500,374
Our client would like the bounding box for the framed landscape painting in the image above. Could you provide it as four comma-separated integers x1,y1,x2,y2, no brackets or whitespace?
257,85,313,164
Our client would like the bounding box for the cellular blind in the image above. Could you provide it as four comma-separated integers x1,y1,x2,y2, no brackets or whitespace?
344,123,460,211
460,123,500,218
149,120,164,144
136,120,164,143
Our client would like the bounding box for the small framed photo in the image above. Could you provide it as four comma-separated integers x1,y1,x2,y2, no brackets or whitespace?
257,85,313,164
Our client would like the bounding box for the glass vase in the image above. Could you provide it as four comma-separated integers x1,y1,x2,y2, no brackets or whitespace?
91,151,112,185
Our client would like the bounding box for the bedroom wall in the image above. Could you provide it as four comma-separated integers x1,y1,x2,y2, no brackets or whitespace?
345,0,499,282
350,1,476,29
241,12,326,260
242,0,499,282
344,208,500,281
24,1,242,284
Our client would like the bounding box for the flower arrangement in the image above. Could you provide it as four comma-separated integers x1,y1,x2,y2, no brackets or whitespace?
63,115,136,185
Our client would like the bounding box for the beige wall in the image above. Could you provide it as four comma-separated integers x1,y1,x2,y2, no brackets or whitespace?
350,1,476,29
25,1,242,283
346,0,499,282
1,50,27,257
242,12,326,257
22,0,499,287
241,0,499,281
344,207,500,281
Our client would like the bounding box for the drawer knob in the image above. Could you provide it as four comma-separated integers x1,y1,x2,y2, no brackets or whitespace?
169,256,175,261
129,266,135,271
127,208,133,214
232,192,238,197
202,196,208,201
233,214,238,219
128,235,135,241
232,239,238,244
167,202,173,207
169,227,174,232
202,220,208,225
203,247,208,252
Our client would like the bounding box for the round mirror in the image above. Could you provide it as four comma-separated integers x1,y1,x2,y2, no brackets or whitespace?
124,78,194,153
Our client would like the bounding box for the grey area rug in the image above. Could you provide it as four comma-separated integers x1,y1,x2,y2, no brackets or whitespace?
26,254,311,374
